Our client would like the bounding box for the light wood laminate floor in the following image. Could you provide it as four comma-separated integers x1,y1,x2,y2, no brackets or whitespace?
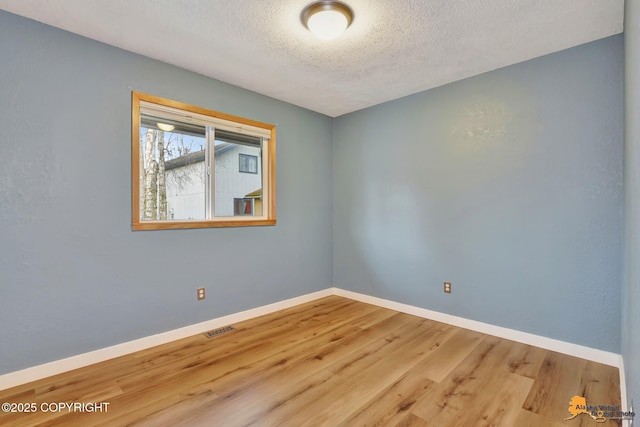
0,296,621,426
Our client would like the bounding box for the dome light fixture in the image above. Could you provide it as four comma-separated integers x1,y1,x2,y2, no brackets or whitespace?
302,1,353,40
157,122,175,132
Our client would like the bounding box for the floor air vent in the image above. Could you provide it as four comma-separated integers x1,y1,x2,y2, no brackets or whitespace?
203,326,235,338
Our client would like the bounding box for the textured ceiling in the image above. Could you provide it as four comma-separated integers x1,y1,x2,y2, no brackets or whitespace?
0,0,625,117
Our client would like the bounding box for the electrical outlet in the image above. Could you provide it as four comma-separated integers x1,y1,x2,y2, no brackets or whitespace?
444,281,452,294
197,287,205,301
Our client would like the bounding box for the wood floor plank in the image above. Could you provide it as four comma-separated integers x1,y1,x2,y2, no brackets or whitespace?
411,336,525,426
503,341,547,379
338,324,457,426
452,372,534,426
417,327,484,383
0,296,622,427
581,359,622,407
521,350,622,426
513,408,568,427
522,351,588,420
294,317,445,426
393,413,430,427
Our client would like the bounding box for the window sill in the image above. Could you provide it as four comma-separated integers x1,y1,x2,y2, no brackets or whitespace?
132,219,276,231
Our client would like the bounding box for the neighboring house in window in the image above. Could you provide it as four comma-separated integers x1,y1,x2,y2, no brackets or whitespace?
164,150,206,220
234,189,263,216
164,143,262,219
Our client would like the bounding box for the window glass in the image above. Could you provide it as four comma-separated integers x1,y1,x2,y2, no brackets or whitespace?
214,142,262,217
132,92,276,230
140,114,207,221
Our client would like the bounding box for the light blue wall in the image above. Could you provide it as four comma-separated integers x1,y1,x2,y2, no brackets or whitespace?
333,35,624,352
623,0,640,408
0,11,333,375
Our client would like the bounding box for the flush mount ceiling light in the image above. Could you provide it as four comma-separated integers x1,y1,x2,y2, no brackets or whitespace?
302,1,353,40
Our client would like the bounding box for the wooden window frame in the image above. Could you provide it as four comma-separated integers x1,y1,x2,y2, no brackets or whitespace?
131,91,276,230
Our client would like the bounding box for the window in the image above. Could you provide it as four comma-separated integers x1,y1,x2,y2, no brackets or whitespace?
234,198,254,216
131,92,276,230
239,154,258,174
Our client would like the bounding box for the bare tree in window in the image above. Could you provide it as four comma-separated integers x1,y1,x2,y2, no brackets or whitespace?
157,130,167,220
142,128,205,220
143,128,158,220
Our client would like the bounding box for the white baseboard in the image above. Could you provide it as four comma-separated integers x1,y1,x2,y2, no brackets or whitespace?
0,288,333,391
332,288,623,368
1,286,626,402
619,357,628,419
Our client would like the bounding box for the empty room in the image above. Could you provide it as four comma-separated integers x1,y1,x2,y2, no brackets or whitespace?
0,0,638,426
